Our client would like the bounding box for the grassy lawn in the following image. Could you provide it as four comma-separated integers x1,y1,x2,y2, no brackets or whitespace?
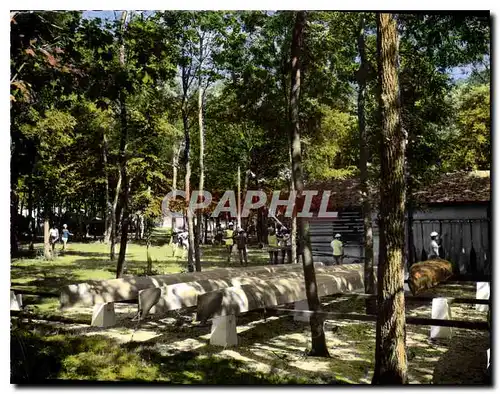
11,234,270,293
11,232,270,318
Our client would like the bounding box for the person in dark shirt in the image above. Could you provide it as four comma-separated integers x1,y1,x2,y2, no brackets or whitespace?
235,228,248,266
280,227,292,264
267,227,279,265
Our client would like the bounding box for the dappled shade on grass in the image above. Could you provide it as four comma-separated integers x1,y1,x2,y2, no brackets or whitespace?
11,321,346,384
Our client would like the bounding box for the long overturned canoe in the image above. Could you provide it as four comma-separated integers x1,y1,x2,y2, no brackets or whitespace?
60,262,362,308
196,267,366,321
139,263,368,316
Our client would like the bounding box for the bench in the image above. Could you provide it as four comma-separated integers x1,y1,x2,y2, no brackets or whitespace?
195,264,365,346
59,262,329,327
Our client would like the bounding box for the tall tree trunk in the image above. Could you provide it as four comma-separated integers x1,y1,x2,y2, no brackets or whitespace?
194,79,204,272
290,11,329,358
171,143,181,231
257,206,263,244
116,89,130,278
185,147,195,272
28,172,34,251
116,11,129,279
237,166,242,229
134,213,139,240
357,15,376,315
10,190,19,255
172,144,179,192
372,13,408,384
103,133,111,244
43,215,51,260
19,196,24,217
182,100,195,272
115,189,124,234
139,213,145,240
291,215,297,264
406,131,415,269
204,214,208,244
289,142,297,264
242,169,249,230
36,202,41,239
116,175,130,278
406,175,415,270
110,169,122,260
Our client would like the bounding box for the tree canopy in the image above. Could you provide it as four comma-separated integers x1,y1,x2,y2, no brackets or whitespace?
11,10,490,248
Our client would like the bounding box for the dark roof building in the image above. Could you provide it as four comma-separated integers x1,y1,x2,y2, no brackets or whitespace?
305,170,490,210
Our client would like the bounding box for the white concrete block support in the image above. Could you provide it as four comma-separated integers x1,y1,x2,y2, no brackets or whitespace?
210,314,238,347
430,297,453,339
476,282,490,312
294,299,310,322
11,291,22,311
91,302,116,328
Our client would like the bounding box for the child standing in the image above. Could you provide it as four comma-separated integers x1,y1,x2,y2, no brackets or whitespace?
61,224,74,251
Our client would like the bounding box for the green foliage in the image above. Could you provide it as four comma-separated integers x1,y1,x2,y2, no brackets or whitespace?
443,83,490,171
396,13,490,189
304,106,359,180
10,11,490,252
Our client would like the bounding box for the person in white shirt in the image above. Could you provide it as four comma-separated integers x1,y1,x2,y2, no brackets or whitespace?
176,229,189,250
330,233,344,265
49,225,59,252
429,231,440,258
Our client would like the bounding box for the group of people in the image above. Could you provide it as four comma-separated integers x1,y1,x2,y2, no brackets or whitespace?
223,222,249,266
326,230,442,266
48,223,74,252
267,225,292,265
172,222,249,266
173,222,443,268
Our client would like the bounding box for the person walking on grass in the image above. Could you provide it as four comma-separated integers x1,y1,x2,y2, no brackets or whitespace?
49,224,59,253
61,224,73,251
235,228,248,266
330,233,344,265
224,222,235,263
281,227,292,264
267,227,279,265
